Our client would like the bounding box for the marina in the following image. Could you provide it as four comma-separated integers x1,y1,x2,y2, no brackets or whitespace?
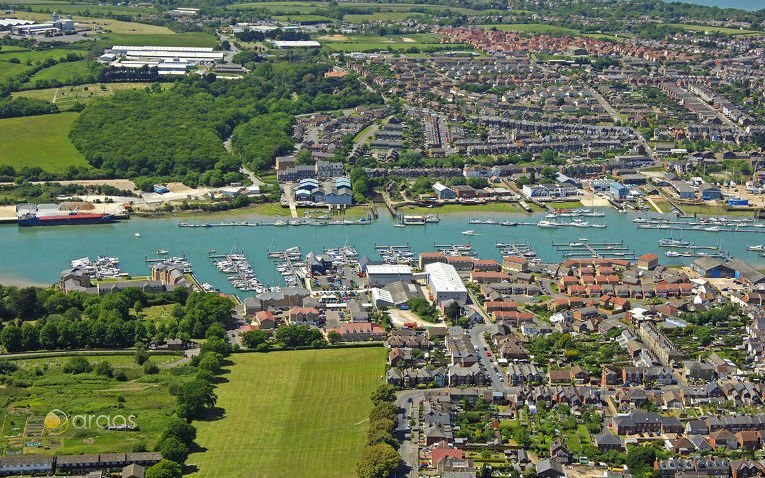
5,208,765,295
551,239,637,260
210,250,265,292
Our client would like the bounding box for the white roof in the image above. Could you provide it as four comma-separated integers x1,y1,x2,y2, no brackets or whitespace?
111,45,214,52
433,182,451,192
424,262,467,293
371,288,394,304
367,264,412,275
121,51,223,60
0,19,35,26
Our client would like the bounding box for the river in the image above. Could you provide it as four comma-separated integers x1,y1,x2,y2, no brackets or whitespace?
0,208,761,295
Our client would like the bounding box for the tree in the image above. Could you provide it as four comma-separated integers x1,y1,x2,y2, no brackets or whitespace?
205,323,226,340
367,427,396,447
242,329,269,349
176,379,217,420
444,301,462,322
625,445,657,476
160,418,197,445
327,330,341,345
370,384,397,406
159,436,189,464
146,459,183,478
0,324,22,352
356,443,401,478
197,352,223,374
135,343,150,365
200,336,230,356
369,402,397,423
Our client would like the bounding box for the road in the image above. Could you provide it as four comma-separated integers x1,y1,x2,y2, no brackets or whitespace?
283,182,299,218
216,31,240,64
239,165,264,187
587,83,654,157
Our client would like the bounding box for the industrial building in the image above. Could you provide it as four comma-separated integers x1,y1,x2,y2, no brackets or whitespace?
366,264,414,287
8,13,73,35
424,262,468,305
101,46,224,74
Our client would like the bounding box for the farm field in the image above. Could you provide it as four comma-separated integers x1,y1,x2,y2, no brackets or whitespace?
0,113,90,174
319,33,467,52
229,0,503,15
188,347,386,478
98,32,218,48
24,60,93,87
0,47,86,64
14,82,152,110
10,11,173,34
661,22,763,35
0,353,184,456
479,23,580,34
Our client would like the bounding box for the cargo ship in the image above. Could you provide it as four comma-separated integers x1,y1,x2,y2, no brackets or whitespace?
16,203,117,227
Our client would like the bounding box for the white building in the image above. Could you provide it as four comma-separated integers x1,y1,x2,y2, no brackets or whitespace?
108,45,223,64
366,264,413,287
424,262,468,305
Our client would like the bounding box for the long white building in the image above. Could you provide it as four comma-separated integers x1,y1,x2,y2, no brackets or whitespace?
107,45,223,64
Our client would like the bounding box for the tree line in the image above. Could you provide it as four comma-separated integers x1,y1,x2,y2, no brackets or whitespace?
0,286,234,353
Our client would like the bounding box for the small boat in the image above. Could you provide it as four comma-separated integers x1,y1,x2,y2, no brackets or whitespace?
747,245,765,251
665,251,681,257
134,233,141,238
394,224,405,228
461,230,475,236
569,242,583,247
537,220,558,229
156,249,168,255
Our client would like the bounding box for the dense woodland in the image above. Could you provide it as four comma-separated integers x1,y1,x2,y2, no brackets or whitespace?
0,286,234,352
69,63,381,187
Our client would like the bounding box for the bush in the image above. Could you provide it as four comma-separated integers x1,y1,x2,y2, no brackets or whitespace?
63,356,92,374
143,360,159,375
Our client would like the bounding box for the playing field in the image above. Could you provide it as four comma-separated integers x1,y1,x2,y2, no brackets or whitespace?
0,113,89,173
188,347,386,478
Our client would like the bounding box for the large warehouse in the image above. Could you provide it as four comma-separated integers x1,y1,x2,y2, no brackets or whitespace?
424,262,468,305
106,45,224,65
366,264,414,287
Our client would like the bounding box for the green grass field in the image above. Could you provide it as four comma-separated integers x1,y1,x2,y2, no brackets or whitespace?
14,83,157,110
480,23,579,34
99,32,218,47
0,353,184,455
25,60,92,86
0,47,85,64
0,61,33,83
188,348,386,478
0,113,89,173
662,23,763,35
320,33,466,52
